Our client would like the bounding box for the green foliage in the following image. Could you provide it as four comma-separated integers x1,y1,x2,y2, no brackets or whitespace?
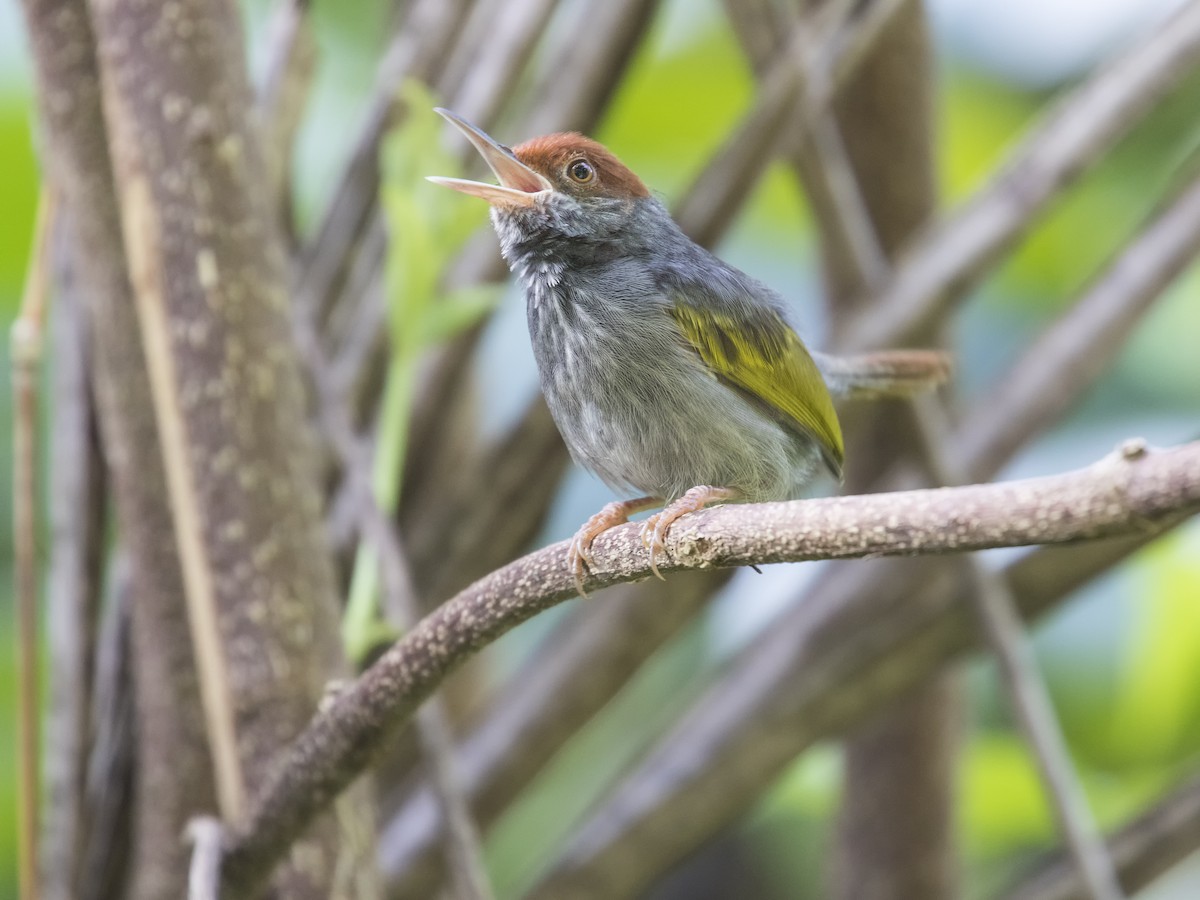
342,83,499,661
1104,531,1200,767
0,91,39,308
944,68,1200,308
0,86,38,900
380,91,493,352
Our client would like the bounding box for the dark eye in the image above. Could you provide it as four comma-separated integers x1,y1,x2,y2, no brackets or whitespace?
567,159,595,183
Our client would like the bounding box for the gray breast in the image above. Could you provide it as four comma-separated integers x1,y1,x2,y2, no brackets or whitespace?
522,265,824,502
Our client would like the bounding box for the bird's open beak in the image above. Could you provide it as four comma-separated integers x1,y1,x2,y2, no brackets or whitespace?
427,108,552,209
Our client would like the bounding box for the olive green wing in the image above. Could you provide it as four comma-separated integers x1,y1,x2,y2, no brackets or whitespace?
671,303,845,479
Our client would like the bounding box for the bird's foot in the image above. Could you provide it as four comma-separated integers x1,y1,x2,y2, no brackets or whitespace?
568,496,662,597
640,485,738,580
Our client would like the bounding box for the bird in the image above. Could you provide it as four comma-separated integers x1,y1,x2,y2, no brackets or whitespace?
429,108,949,595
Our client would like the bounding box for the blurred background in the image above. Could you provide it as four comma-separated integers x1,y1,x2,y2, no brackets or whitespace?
4,0,1199,896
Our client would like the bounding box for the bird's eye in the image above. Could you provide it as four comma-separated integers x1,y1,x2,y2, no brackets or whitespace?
567,159,595,183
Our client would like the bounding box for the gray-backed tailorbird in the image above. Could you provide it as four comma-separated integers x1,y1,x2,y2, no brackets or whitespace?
429,108,948,595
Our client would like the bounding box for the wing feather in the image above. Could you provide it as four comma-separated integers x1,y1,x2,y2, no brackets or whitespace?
670,303,845,479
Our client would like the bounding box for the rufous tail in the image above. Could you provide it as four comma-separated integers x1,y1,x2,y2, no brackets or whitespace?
813,349,953,400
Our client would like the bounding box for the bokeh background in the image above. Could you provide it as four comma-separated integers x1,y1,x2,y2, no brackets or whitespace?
3,0,1198,896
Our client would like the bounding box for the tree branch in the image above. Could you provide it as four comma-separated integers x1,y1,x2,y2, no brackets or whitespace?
521,516,1193,900
1006,776,1200,900
219,440,1200,896
778,3,952,897
43,209,110,900
515,0,663,138
19,0,219,889
442,0,559,133
78,561,135,900
777,0,1126,886
952,168,1200,477
295,0,471,325
257,0,316,232
295,295,494,900
378,569,732,896
87,0,377,891
835,0,1200,351
915,397,1124,900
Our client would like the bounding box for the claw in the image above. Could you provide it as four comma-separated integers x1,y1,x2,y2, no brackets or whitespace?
638,485,738,579
567,533,595,598
639,517,668,581
566,496,661,597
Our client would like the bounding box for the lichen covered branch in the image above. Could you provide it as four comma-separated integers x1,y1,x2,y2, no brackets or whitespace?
220,439,1200,897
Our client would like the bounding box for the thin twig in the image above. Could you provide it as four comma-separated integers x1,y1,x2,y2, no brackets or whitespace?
43,209,109,900
1006,776,1200,900
12,186,55,900
952,170,1200,478
720,0,782,74
794,74,1124,897
522,507,1192,900
834,0,1200,351
854,173,1200,501
437,0,507,101
516,0,663,138
295,0,471,324
409,705,494,900
444,0,559,133
218,440,1200,897
670,33,806,246
701,0,910,238
915,397,1125,900
186,818,225,900
257,0,317,223
805,111,892,289
379,569,731,895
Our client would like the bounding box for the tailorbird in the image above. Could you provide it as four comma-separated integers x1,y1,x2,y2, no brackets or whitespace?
429,108,948,595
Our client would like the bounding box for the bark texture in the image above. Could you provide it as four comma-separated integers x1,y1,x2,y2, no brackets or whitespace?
84,0,377,895
221,439,1200,897
19,2,217,895
22,0,379,895
810,4,960,898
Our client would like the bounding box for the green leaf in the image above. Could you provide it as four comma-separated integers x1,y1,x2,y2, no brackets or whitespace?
1104,530,1200,766
960,733,1055,855
344,83,497,662
415,285,500,347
